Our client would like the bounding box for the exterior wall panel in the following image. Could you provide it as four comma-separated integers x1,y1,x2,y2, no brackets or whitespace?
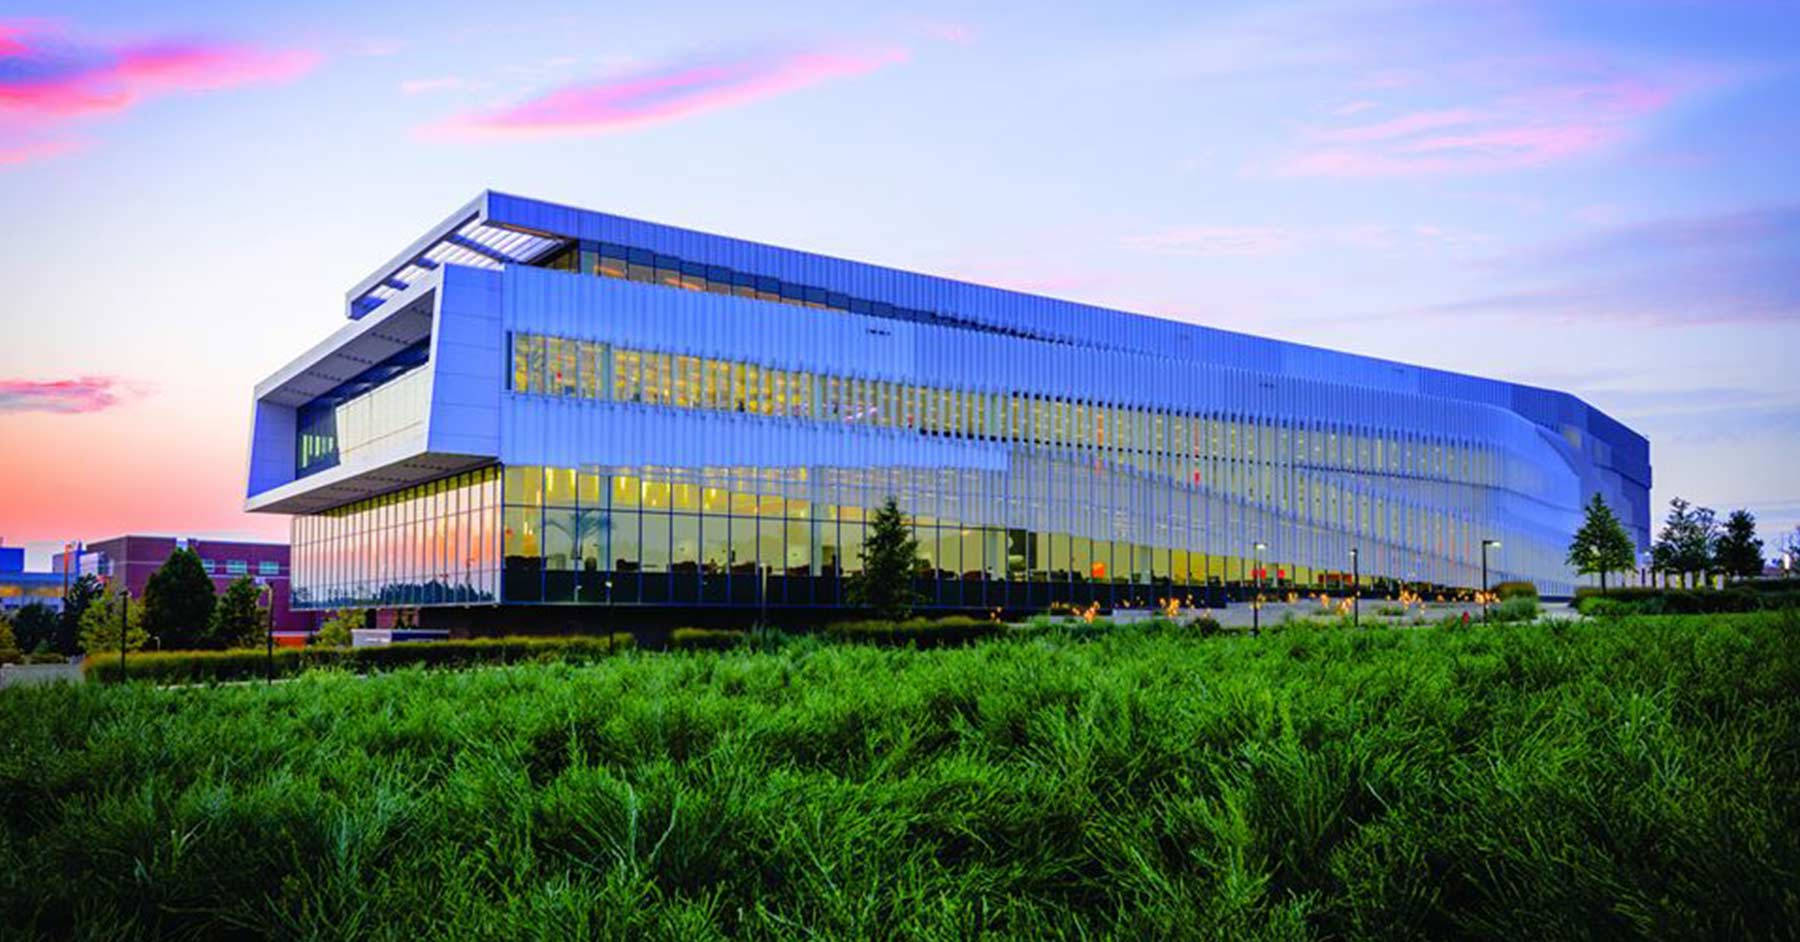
259,193,1652,610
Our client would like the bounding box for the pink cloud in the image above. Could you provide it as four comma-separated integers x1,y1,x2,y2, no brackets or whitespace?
1273,76,1689,178
0,376,147,414
425,46,910,138
0,136,81,165
1332,99,1378,116
0,22,319,166
1316,108,1483,143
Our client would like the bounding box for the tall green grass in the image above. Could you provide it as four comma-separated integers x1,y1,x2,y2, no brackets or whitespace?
2,612,1797,939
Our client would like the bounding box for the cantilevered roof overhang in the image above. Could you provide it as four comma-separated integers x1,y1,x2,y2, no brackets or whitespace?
345,191,567,319
260,280,438,408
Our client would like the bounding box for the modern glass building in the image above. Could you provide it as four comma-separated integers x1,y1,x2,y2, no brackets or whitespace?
246,191,1650,626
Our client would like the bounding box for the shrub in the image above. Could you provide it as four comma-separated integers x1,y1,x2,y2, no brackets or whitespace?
83,634,635,684
313,609,361,648
1492,580,1539,601
1573,587,1778,615
1493,595,1540,623
1189,614,1223,635
668,627,747,651
825,616,1004,648
1579,597,1635,619
1376,605,1406,617
21,652,68,665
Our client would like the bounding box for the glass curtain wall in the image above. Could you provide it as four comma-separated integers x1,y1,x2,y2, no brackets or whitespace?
507,332,1536,592
292,466,500,608
503,463,1250,611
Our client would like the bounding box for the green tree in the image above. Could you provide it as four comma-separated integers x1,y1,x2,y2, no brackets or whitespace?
141,548,216,649
1714,509,1765,581
314,609,362,648
57,574,102,655
1685,505,1720,586
1652,497,1718,588
208,576,268,649
1567,493,1637,594
846,496,922,620
0,614,20,664
10,601,61,653
78,585,147,655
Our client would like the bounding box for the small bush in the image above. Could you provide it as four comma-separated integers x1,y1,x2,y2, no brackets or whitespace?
1492,580,1539,601
668,627,747,651
1580,597,1634,619
1493,596,1540,623
1376,605,1406,617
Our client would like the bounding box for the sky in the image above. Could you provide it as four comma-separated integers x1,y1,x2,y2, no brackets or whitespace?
0,0,1796,569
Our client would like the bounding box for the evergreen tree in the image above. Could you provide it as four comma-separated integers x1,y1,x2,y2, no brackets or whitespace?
1567,493,1636,594
0,614,20,664
78,584,147,655
208,576,268,649
57,574,102,656
1652,497,1719,588
847,496,922,620
141,548,216,649
10,601,61,654
1714,509,1765,580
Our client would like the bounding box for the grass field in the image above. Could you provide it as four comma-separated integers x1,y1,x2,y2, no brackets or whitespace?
3,613,1797,939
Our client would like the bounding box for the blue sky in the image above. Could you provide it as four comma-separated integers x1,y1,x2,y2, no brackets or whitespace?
1,0,1796,567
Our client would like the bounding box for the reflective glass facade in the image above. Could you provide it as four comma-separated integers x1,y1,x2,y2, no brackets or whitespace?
291,468,500,608
251,192,1650,612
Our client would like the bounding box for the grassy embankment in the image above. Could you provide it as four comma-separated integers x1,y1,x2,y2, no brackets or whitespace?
3,612,1797,939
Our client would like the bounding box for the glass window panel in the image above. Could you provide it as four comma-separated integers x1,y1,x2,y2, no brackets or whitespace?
505,466,543,506
577,509,606,573
613,475,640,508
544,509,576,570
730,515,758,573
640,512,669,573
671,515,699,571
544,467,577,506
701,516,728,573
578,470,603,507
504,506,539,559
785,519,810,575
841,522,865,574
758,518,783,573
611,512,640,571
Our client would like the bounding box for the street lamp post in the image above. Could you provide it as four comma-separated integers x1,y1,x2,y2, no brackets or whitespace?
1251,542,1267,636
118,587,130,680
759,564,769,634
1349,547,1360,628
257,579,273,685
1480,539,1501,623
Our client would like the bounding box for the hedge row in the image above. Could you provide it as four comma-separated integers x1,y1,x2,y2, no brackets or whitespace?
824,616,1006,648
666,628,748,651
1574,587,1800,616
83,634,636,685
